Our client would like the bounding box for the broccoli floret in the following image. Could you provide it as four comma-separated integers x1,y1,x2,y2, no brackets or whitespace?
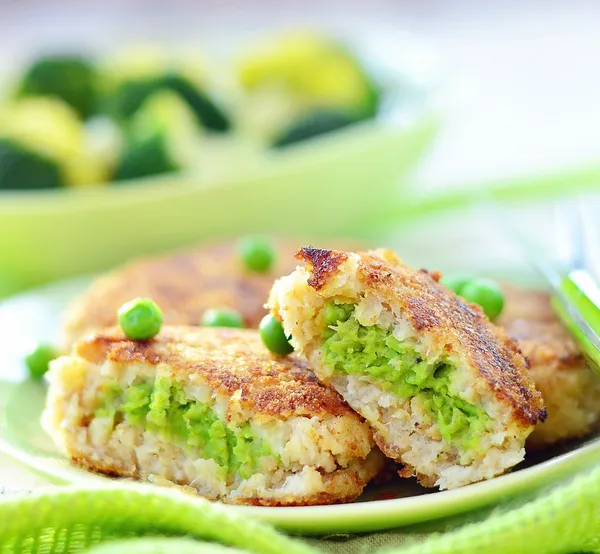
106,78,162,121
238,32,381,118
112,133,178,182
111,91,199,182
0,97,106,187
271,109,360,148
0,138,64,190
161,74,230,132
17,55,98,119
106,73,231,133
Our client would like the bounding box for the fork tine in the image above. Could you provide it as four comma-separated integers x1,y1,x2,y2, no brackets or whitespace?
555,199,586,271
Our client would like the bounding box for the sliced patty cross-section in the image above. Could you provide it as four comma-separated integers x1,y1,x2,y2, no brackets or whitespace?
269,247,546,489
43,326,384,505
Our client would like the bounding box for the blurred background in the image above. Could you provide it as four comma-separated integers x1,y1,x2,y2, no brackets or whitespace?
2,0,600,293
4,0,600,183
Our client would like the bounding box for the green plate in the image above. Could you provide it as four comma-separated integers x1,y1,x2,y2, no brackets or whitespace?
1,276,600,535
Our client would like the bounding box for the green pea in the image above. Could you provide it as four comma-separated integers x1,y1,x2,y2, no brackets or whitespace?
118,298,163,340
325,303,343,326
25,343,56,379
441,274,473,296
238,236,276,273
201,307,244,328
259,314,294,356
460,278,505,320
324,303,352,326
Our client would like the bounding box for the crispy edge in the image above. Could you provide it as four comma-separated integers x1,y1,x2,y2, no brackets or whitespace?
298,247,546,427
71,453,138,480
69,452,376,506
296,246,348,291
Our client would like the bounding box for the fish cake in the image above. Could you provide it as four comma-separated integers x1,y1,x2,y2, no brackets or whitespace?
268,247,546,489
499,285,600,449
60,241,299,349
61,239,361,350
43,326,384,506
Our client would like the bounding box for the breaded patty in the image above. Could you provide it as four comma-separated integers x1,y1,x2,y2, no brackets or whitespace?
61,239,361,350
60,241,300,349
269,247,546,489
43,326,383,506
499,285,600,449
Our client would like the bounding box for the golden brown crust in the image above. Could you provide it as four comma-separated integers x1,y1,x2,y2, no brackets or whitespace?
62,239,363,350
61,241,299,349
75,326,357,419
296,247,349,291
396,466,439,488
233,491,358,507
72,454,138,480
299,247,546,426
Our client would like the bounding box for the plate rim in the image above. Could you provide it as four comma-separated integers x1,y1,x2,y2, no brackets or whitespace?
1,428,599,534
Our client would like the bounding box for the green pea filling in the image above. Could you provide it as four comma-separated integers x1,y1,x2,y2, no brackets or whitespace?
93,375,273,479
322,302,490,451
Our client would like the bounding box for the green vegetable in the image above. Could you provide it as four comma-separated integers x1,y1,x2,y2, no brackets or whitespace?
25,343,57,379
117,298,164,340
238,236,276,273
259,314,294,356
441,275,505,320
161,74,230,132
322,302,489,451
238,32,380,116
112,133,178,182
94,380,121,426
0,139,64,190
112,89,201,182
201,308,244,328
324,302,354,328
107,73,230,132
460,278,505,320
106,79,159,121
95,376,273,479
17,55,98,119
441,275,473,296
0,97,103,187
121,383,153,426
272,109,360,148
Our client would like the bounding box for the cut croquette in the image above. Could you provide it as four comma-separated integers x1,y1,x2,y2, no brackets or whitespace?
43,326,384,506
269,247,546,489
499,285,600,449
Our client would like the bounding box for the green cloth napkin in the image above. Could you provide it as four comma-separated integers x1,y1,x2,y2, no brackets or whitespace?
1,465,600,554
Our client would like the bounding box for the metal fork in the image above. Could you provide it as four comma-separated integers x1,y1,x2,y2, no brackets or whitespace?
485,195,600,376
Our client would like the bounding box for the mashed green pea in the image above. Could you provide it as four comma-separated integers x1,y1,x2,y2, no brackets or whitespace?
322,302,489,450
94,374,274,479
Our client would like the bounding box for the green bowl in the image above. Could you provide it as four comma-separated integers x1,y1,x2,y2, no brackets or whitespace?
0,111,439,296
